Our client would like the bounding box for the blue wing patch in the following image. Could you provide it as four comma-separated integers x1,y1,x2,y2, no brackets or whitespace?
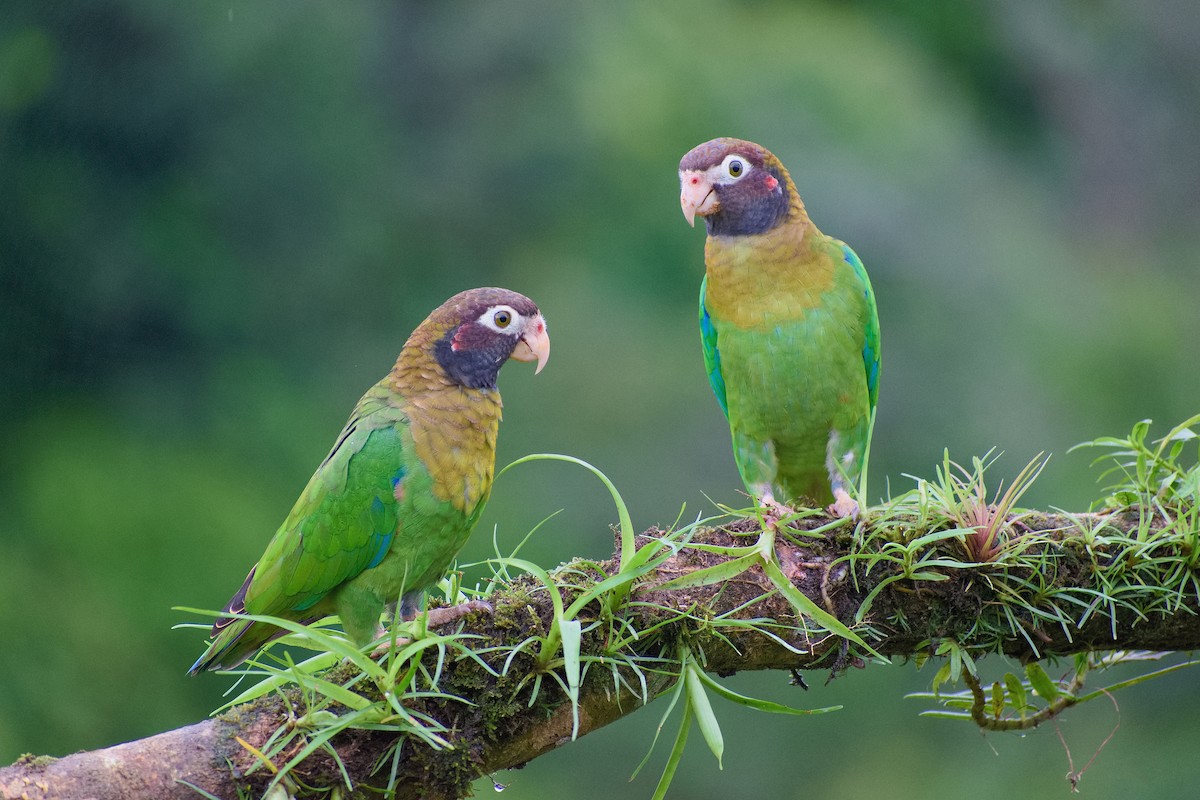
365,495,395,569
699,275,729,417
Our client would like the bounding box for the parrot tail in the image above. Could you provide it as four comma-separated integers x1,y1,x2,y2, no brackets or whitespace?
188,566,266,674
187,617,257,674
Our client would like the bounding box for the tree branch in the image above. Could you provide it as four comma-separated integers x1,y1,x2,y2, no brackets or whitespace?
5,511,1198,800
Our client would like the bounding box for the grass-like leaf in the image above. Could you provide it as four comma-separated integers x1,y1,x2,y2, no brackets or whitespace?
761,557,881,659
655,552,759,591
560,618,583,740
685,660,723,769
498,453,636,573
1025,663,1059,702
650,702,692,800
630,669,687,782
691,666,841,715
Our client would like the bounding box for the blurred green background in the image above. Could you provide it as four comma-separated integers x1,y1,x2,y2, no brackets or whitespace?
3,1,1199,797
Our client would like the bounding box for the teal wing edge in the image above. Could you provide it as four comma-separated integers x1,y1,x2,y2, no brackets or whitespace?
699,274,729,418
840,243,880,410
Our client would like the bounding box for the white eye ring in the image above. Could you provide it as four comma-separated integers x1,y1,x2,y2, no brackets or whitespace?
720,154,751,181
479,304,522,333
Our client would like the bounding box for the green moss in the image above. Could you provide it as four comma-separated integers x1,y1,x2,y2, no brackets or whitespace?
12,753,58,769
489,596,525,629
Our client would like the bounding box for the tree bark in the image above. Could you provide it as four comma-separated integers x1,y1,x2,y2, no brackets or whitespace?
4,511,1197,800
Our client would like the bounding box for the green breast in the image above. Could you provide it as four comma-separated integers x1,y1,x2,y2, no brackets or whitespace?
354,387,500,601
706,228,873,490
372,450,476,597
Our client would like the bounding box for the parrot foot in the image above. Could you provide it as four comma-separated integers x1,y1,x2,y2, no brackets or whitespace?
367,624,411,659
367,601,494,659
828,489,860,520
424,599,494,628
755,493,798,530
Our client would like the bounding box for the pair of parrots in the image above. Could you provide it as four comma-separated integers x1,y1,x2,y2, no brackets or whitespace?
189,138,879,673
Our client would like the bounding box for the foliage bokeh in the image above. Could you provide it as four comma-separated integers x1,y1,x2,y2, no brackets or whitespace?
2,1,1198,797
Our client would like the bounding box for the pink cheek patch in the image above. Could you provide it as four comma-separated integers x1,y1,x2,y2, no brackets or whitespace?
765,176,779,191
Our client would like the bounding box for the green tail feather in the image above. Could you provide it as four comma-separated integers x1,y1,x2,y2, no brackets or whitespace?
187,618,282,674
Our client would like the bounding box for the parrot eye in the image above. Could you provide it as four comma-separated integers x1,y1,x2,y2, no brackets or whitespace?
720,154,749,181
479,304,521,333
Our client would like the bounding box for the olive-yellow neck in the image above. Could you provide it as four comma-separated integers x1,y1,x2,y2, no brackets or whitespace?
703,204,835,331
388,337,502,516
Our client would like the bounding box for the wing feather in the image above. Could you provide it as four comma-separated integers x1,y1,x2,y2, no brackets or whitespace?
840,243,880,411
242,390,409,616
699,275,729,418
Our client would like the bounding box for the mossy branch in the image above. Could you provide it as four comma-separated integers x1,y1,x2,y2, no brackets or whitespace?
4,505,1200,800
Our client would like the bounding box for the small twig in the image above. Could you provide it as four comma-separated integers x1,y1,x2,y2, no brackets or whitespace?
1059,689,1121,792
964,670,1081,732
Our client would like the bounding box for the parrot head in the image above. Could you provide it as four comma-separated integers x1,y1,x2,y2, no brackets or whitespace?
678,138,796,237
417,287,550,390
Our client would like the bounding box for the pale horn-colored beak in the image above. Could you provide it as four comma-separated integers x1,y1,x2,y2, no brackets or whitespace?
679,170,718,227
510,314,550,374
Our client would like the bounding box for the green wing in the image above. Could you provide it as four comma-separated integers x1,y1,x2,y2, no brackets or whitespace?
699,274,729,417
840,243,880,410
246,389,408,616
189,386,409,672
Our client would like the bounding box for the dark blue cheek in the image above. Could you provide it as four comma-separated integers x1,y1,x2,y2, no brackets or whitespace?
434,333,511,389
707,184,789,236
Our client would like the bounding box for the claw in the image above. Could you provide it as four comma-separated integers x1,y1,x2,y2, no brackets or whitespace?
756,492,798,530
366,600,494,660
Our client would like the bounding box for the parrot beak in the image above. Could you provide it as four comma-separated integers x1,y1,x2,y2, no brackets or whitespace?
679,170,718,227
510,314,550,374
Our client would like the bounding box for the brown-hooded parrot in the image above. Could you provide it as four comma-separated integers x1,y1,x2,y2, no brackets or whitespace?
189,287,549,673
679,138,880,519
